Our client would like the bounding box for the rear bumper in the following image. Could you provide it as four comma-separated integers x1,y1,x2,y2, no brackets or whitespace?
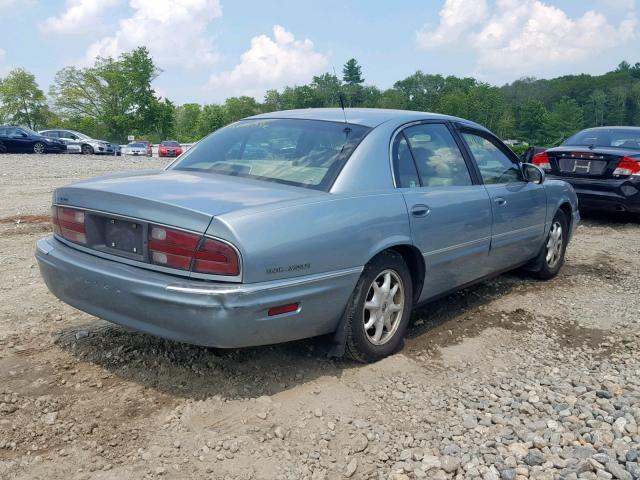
548,176,640,213
35,236,360,348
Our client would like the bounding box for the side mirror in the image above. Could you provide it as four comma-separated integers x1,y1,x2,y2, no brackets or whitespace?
20,132,28,137
522,163,545,184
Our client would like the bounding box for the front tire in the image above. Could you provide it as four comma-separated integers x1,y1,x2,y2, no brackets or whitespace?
343,250,413,363
526,210,568,280
33,142,46,154
81,144,94,155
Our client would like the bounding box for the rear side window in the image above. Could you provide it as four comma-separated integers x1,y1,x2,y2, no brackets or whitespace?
173,119,370,191
403,123,472,187
392,134,420,188
462,132,523,184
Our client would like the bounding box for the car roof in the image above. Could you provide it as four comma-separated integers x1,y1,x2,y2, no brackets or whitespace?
246,108,487,130
577,126,640,131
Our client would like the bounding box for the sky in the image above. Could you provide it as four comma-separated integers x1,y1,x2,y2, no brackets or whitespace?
0,0,637,105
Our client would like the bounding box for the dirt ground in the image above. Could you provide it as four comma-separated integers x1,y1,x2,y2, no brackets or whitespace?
0,154,639,480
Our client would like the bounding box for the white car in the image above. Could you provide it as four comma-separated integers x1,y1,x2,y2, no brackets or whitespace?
125,142,148,156
40,129,115,155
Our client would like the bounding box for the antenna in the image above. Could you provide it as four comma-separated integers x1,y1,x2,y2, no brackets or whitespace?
332,65,350,128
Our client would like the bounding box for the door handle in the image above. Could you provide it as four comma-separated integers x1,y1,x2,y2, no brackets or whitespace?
494,197,507,206
411,204,430,217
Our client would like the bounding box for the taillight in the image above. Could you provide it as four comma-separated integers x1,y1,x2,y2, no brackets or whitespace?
194,238,240,275
532,151,551,171
149,226,200,271
53,206,86,244
149,225,240,276
613,157,640,177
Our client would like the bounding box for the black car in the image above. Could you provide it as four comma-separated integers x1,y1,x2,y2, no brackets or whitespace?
533,127,640,214
0,126,67,154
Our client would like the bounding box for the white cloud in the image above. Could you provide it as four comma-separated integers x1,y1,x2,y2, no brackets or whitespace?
416,0,488,48
0,0,17,9
417,0,638,74
85,0,222,68
206,25,329,100
41,0,121,35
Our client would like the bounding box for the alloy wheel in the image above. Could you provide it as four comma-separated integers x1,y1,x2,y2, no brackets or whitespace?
33,142,45,154
363,269,405,345
545,221,563,268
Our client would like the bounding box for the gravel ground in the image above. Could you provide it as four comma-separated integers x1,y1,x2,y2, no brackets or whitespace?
0,153,639,480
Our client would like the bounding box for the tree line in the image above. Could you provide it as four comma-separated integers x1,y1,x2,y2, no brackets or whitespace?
1,46,639,147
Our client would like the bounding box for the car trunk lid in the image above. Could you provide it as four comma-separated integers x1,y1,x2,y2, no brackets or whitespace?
545,147,638,179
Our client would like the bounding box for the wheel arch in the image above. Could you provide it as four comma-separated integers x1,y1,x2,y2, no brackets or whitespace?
369,243,425,305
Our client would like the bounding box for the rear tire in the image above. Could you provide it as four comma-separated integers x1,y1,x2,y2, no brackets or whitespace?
343,250,413,363
81,144,94,155
526,210,569,280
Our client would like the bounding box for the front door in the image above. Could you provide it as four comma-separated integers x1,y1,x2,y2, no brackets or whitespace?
392,122,493,300
459,129,547,270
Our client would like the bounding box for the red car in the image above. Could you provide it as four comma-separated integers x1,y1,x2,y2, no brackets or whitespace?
137,140,153,157
158,140,183,158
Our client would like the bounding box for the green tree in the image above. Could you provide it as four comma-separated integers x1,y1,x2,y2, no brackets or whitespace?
518,100,549,145
224,96,260,123
197,104,225,137
0,68,51,130
174,103,201,142
542,98,584,145
49,47,162,141
342,58,364,85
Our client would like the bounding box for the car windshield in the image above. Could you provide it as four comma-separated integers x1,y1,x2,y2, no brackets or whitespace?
129,143,145,148
171,119,370,190
563,128,640,150
161,141,179,146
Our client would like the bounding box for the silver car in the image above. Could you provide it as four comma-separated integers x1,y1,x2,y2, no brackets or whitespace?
36,109,579,362
124,142,148,156
39,129,114,155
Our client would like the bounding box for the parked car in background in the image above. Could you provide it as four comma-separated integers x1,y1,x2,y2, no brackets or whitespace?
158,140,183,157
40,129,114,155
137,140,153,157
36,109,579,362
111,143,122,156
124,142,148,156
0,126,66,154
532,126,640,214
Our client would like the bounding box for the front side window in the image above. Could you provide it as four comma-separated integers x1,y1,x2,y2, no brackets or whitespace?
172,119,370,191
403,123,472,187
462,132,523,184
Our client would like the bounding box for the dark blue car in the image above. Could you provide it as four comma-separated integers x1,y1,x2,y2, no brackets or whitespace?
0,125,66,154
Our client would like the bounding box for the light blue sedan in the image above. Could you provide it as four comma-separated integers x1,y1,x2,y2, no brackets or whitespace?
35,109,579,362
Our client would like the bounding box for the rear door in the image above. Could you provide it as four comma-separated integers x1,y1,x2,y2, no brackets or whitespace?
459,128,547,270
393,122,493,300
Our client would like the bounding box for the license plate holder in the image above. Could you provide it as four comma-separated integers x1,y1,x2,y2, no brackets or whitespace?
103,218,144,256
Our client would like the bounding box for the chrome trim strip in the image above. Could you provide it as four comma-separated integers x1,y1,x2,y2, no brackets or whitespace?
51,204,243,283
491,224,545,239
166,266,364,295
422,236,490,257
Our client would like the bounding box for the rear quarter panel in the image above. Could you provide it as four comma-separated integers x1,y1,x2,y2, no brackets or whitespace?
543,178,579,231
207,192,412,283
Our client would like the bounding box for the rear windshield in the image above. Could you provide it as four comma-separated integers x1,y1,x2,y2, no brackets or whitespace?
171,118,370,190
161,141,180,146
563,128,640,150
